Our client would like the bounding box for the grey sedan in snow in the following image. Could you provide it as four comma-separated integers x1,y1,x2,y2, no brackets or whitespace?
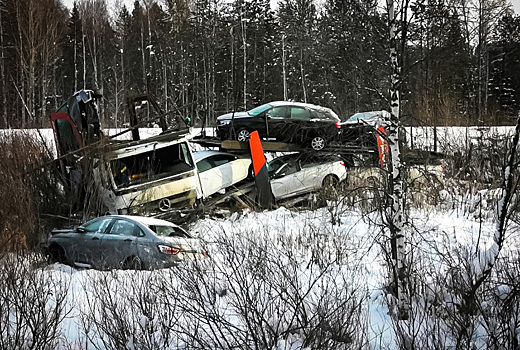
46,215,207,270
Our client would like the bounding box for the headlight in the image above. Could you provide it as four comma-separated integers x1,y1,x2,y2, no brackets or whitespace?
217,119,231,126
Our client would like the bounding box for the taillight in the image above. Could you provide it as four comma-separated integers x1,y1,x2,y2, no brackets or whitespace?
158,245,181,255
340,161,345,167
335,121,341,128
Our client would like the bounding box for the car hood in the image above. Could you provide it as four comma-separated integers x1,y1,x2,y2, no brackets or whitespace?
49,230,77,239
216,111,250,120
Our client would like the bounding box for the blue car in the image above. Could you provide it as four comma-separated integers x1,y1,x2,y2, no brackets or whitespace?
46,215,207,270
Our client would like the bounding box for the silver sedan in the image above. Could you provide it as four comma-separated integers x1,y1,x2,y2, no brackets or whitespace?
46,215,207,270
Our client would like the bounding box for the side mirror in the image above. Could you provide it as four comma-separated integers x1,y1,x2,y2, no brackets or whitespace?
75,227,87,233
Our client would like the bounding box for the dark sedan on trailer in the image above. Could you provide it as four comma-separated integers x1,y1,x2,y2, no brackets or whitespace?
215,101,341,151
46,215,207,270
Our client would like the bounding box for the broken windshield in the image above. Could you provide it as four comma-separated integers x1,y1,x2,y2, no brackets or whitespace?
110,142,194,189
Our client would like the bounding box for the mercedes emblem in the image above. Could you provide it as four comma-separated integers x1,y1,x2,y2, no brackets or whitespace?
159,198,171,212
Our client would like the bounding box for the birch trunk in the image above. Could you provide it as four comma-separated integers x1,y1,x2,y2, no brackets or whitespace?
241,14,247,110
282,34,287,101
0,8,6,127
386,0,408,320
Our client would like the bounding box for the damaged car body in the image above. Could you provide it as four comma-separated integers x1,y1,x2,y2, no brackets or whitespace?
93,133,201,216
50,89,201,220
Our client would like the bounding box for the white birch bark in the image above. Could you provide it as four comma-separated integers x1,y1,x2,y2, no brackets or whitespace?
386,0,408,320
241,12,247,110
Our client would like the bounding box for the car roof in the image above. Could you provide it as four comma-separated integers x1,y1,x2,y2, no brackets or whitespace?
193,150,234,161
270,152,341,164
100,215,179,227
344,110,390,122
268,101,335,112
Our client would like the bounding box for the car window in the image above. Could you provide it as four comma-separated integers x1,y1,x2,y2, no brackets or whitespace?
267,157,287,175
301,155,340,168
108,219,138,236
290,107,311,120
248,103,272,116
196,158,213,173
273,160,299,177
150,225,191,238
312,109,340,121
80,218,112,233
211,154,235,167
266,106,288,119
301,158,318,168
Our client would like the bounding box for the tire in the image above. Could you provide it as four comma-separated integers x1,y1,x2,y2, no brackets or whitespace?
321,174,339,200
123,255,144,270
236,128,251,142
48,244,67,264
310,136,326,151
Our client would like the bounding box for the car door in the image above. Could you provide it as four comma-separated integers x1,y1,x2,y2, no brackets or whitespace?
197,154,241,198
71,217,113,266
99,218,140,268
196,156,217,198
211,154,239,188
281,106,312,142
197,155,227,198
269,159,303,199
298,157,325,192
264,106,289,140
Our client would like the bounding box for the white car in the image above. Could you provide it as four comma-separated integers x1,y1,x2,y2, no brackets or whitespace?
194,150,253,199
267,153,347,200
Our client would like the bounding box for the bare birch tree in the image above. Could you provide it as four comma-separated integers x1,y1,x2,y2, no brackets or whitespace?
385,0,409,320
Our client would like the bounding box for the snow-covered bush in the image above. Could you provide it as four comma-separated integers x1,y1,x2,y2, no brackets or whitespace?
0,131,65,251
72,209,371,349
0,253,70,349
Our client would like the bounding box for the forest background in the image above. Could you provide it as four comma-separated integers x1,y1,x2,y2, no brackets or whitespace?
0,0,519,130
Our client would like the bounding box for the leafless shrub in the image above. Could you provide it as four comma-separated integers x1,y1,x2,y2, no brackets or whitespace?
385,204,520,349
0,253,71,349
478,252,520,349
442,128,510,186
77,269,186,349
77,214,369,349
0,132,66,251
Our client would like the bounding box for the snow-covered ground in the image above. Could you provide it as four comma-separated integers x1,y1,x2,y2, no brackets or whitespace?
4,200,511,349
1,125,518,348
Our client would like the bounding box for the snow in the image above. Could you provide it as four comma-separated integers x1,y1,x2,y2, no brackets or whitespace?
3,125,519,348
8,202,509,349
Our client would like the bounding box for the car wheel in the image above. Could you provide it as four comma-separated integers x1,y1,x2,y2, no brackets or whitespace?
310,136,326,151
236,129,250,142
48,244,67,264
321,174,339,200
123,255,144,270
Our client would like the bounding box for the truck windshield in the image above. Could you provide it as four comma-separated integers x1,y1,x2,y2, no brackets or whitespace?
110,142,194,189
